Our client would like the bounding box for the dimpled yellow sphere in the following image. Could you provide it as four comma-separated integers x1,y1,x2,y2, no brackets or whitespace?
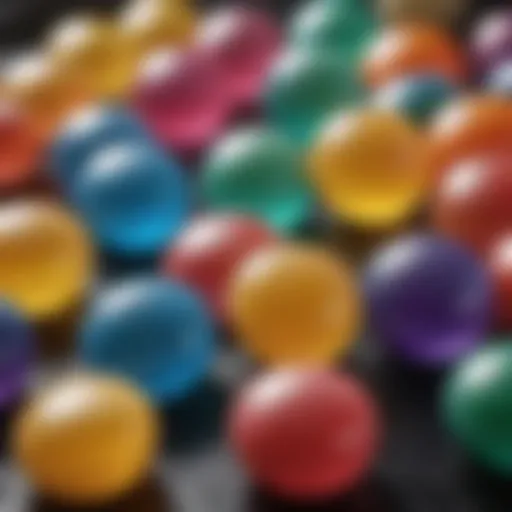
119,0,196,57
0,200,94,321
46,14,138,100
2,51,90,140
228,243,361,365
310,109,429,229
12,374,158,505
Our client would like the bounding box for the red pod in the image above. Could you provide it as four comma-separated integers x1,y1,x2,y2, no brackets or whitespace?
162,214,278,321
433,153,512,257
229,368,380,501
0,101,42,191
488,235,512,329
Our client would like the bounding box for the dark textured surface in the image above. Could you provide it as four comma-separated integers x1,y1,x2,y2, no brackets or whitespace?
1,0,512,511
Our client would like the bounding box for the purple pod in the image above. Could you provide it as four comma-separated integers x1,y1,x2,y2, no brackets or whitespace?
471,9,512,78
0,302,33,407
364,234,491,366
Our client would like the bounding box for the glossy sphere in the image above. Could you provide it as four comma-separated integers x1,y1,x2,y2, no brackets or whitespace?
132,50,228,152
80,277,215,403
162,214,278,320
229,368,379,499
377,0,469,26
228,244,360,365
265,50,360,145
310,109,429,228
429,96,512,181
433,155,512,256
196,7,280,105
487,235,512,329
0,303,33,408
13,374,158,504
363,23,466,89
0,101,42,190
0,200,94,320
365,235,490,366
442,343,512,474
289,0,376,68
120,0,196,57
51,104,149,186
487,60,512,97
470,9,512,76
71,144,187,257
47,15,138,99
2,52,89,140
374,73,456,125
201,127,311,233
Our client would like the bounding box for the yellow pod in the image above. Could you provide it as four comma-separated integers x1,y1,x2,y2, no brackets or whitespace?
310,108,429,229
119,0,196,57
12,374,159,505
228,243,361,365
2,51,90,139
0,199,95,321
46,14,139,99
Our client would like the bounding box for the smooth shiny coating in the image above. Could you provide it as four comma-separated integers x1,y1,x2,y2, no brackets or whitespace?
433,154,512,256
132,49,228,152
0,100,42,190
13,374,158,505
429,95,512,181
265,50,361,145
488,235,512,329
197,6,281,106
162,214,278,321
51,104,149,186
80,277,216,403
487,60,512,97
229,368,380,499
470,9,512,77
71,143,187,257
365,234,491,366
363,23,466,88
0,200,94,321
374,73,456,125
46,15,138,99
201,126,312,233
289,0,376,68
2,51,90,140
0,303,33,408
120,0,196,57
442,343,512,475
228,243,360,365
310,109,429,228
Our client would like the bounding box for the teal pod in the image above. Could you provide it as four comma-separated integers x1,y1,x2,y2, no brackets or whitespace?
289,0,377,68
265,50,362,146
374,74,457,125
442,342,512,474
200,126,312,233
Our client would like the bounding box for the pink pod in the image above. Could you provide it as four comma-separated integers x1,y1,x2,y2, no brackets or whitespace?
196,6,281,107
132,49,229,153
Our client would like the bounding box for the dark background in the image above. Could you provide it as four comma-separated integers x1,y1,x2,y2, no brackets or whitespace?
1,0,512,511
0,0,510,48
